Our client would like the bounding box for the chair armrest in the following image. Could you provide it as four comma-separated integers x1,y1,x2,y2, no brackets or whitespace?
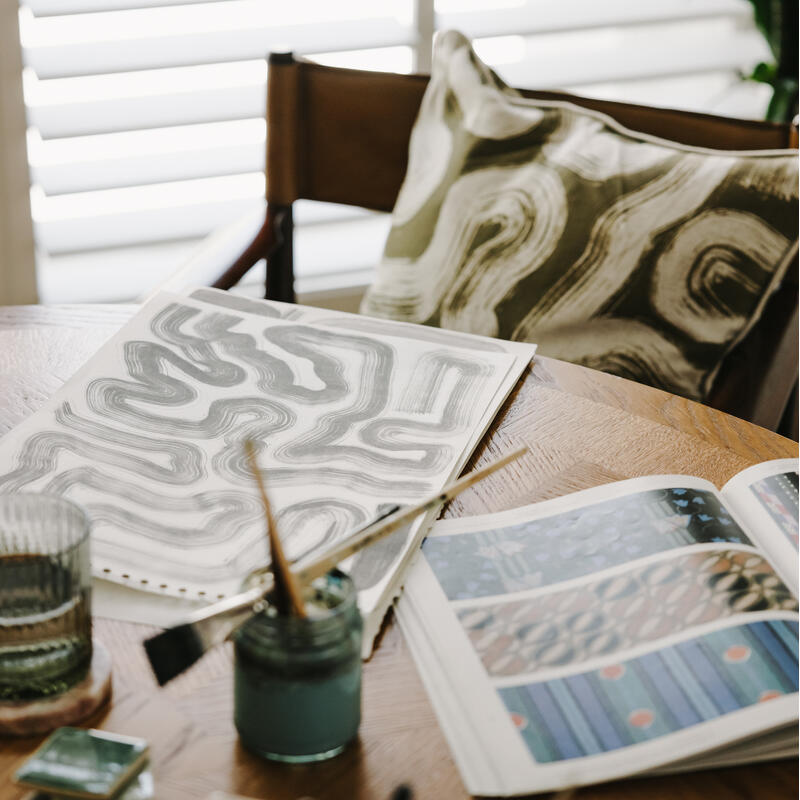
142,201,267,301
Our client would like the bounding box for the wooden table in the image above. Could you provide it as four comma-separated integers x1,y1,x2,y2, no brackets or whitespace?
0,304,797,800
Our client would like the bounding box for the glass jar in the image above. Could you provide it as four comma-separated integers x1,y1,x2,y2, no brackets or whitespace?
233,569,362,763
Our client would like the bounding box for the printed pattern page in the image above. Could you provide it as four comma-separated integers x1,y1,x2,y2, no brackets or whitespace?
398,477,799,794
423,486,752,600
722,458,799,594
500,620,798,763
457,550,797,676
750,472,798,548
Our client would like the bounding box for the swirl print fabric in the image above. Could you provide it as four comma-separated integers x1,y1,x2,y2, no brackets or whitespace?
361,30,799,402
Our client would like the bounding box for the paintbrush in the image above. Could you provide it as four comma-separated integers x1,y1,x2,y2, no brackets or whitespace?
142,505,401,686
291,446,528,585
143,445,527,685
243,439,305,618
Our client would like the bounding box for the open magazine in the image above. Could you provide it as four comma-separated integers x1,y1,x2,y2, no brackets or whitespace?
397,458,799,795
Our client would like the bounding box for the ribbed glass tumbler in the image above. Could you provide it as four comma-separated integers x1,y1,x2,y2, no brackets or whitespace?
0,494,92,700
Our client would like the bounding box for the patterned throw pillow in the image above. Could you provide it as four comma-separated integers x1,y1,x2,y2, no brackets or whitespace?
360,30,799,402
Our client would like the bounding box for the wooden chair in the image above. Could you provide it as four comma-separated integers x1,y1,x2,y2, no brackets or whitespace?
186,52,799,437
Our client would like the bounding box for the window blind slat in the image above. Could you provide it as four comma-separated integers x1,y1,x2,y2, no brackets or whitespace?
37,238,205,304
23,16,414,78
480,21,769,89
24,0,222,15
33,176,375,253
36,213,387,304
437,0,752,40
27,71,266,138
29,120,265,194
26,16,767,139
33,174,264,252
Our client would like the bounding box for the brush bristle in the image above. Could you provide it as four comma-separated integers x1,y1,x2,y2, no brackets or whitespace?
143,623,205,686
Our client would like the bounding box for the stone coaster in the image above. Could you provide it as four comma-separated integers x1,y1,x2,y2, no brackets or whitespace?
0,640,112,737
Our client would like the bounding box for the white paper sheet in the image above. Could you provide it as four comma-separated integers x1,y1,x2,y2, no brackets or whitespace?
0,290,535,652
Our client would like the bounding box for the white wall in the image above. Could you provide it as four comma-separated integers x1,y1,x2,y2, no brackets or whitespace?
0,0,37,305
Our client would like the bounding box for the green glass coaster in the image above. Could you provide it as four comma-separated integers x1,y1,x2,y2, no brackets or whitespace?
14,727,149,799
25,767,153,800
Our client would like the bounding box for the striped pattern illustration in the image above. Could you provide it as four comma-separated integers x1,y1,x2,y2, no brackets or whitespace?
361,30,799,403
499,619,799,763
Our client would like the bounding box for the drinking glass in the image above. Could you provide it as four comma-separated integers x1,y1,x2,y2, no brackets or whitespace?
0,494,92,700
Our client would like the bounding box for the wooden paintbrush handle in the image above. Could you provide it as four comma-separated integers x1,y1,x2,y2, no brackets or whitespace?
244,440,307,618
293,446,528,584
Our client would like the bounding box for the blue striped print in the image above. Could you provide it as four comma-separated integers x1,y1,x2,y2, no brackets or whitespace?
637,651,701,727
659,646,719,719
563,673,627,751
773,620,800,657
549,680,603,755
524,683,583,760
677,639,740,713
498,620,798,763
749,621,799,687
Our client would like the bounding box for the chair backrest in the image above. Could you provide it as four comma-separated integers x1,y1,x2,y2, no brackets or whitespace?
264,53,799,436
266,52,798,210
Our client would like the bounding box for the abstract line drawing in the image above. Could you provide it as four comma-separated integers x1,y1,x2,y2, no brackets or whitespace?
458,550,797,676
499,619,799,763
0,293,518,604
750,472,799,548
423,488,752,600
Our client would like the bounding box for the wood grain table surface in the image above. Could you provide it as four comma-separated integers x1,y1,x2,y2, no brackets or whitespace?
0,304,797,800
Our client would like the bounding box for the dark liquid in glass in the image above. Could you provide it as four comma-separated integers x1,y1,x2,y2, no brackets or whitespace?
0,553,92,700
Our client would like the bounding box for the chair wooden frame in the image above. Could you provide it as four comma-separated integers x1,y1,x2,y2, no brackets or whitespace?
210,52,799,437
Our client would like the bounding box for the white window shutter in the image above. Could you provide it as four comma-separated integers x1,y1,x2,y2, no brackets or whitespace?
11,0,769,304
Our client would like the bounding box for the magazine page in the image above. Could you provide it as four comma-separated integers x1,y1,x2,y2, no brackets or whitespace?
397,475,799,795
721,459,798,595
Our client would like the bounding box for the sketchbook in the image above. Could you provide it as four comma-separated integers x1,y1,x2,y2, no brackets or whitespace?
396,459,799,794
0,288,535,655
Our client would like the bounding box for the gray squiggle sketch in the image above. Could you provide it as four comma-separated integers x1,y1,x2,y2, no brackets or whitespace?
276,498,368,558
89,391,294,441
212,322,352,404
189,288,288,318
0,402,204,490
355,353,495,469
314,317,509,352
269,326,452,472
257,466,426,496
398,351,493,416
44,465,262,546
0,293,517,601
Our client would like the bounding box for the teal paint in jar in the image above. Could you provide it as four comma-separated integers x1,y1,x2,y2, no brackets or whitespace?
233,569,362,763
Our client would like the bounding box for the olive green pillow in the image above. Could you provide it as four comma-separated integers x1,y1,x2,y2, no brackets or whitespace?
360,30,799,402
